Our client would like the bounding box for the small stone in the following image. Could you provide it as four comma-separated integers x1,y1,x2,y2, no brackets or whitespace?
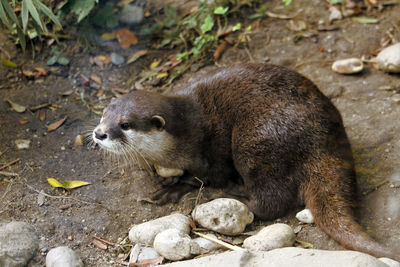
74,134,84,146
154,164,184,177
138,247,160,262
37,190,45,206
329,7,342,22
332,58,363,74
0,221,39,266
120,4,144,25
129,244,140,264
243,223,295,251
15,139,31,150
295,209,314,224
46,246,83,267
129,213,190,246
379,257,400,267
192,233,221,251
153,228,192,261
111,53,125,65
376,43,400,73
192,198,254,235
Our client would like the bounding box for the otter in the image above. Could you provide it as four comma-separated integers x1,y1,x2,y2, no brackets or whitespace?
93,63,399,261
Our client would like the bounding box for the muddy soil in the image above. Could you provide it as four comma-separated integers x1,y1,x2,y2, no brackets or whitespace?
1,0,400,266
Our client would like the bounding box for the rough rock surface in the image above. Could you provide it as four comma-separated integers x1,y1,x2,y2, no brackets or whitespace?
192,233,221,251
153,228,192,261
376,43,400,73
129,213,190,246
160,248,388,267
243,223,295,251
192,198,253,235
0,221,39,267
46,246,83,267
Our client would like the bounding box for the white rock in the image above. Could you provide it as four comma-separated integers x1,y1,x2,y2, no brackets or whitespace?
129,213,190,246
154,164,184,177
153,229,192,261
376,43,400,73
119,4,144,25
332,58,363,74
0,221,39,267
160,248,388,267
243,223,295,251
192,233,221,251
46,246,83,267
129,244,140,264
15,139,31,150
192,198,253,235
379,257,400,267
329,8,342,22
295,209,314,224
138,247,161,262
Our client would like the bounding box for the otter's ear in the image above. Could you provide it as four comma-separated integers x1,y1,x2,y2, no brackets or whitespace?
151,115,166,130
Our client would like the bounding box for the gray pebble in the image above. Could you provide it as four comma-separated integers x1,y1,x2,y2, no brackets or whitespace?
111,53,125,65
153,228,192,261
120,5,144,25
46,246,83,267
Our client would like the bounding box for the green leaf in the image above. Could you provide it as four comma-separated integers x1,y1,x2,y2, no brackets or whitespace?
176,52,188,60
200,15,214,33
67,0,96,23
16,27,26,51
163,5,177,27
1,0,20,27
21,0,28,32
329,0,343,4
232,23,241,31
249,13,264,20
283,0,292,5
0,1,13,30
25,0,44,30
46,56,57,65
57,57,70,65
352,17,378,24
214,6,229,15
182,16,197,29
32,0,62,28
51,47,61,57
1,58,17,68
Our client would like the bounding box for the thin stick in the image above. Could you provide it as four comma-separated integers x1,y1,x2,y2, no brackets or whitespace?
0,171,19,177
93,234,117,246
0,158,21,171
193,231,245,251
30,103,51,111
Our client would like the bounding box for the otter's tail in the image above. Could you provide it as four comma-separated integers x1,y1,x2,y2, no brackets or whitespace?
303,154,400,262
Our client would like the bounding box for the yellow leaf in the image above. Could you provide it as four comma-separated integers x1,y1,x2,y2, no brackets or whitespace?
156,72,168,78
100,32,116,40
117,0,133,6
2,58,17,68
150,60,161,69
6,99,26,113
47,178,91,189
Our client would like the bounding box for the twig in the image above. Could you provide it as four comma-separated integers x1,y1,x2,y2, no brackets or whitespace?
194,177,204,207
0,171,19,177
30,103,51,112
193,231,245,251
0,158,21,171
244,46,255,63
92,234,117,246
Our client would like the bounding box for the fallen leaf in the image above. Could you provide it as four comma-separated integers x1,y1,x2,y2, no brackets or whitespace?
115,28,138,49
295,239,314,249
47,178,91,190
100,32,116,40
75,134,84,146
90,75,102,85
34,67,47,76
352,17,378,24
93,57,104,68
92,239,108,250
19,120,29,125
22,70,35,77
217,25,234,37
144,11,151,17
59,89,74,96
47,117,67,132
135,81,144,90
2,58,17,68
39,110,45,121
156,72,168,79
117,0,133,6
265,11,295,20
131,256,164,267
96,88,103,97
150,60,161,69
30,103,51,111
6,99,26,113
100,56,111,64
127,50,148,64
214,41,227,62
112,87,129,98
58,204,73,210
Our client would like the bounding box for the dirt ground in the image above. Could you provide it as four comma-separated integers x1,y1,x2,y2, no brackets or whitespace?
1,0,400,266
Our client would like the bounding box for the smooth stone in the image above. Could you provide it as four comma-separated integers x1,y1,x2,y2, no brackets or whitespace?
192,198,254,235
129,213,190,246
46,246,83,267
153,229,192,261
295,209,314,224
138,247,160,262
110,52,125,65
119,4,144,25
154,164,184,177
376,43,400,73
192,233,221,251
0,221,39,267
243,223,295,251
159,248,388,267
332,58,363,74
379,257,400,267
329,8,342,22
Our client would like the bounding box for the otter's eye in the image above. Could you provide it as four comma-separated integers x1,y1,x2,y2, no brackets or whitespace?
120,123,130,130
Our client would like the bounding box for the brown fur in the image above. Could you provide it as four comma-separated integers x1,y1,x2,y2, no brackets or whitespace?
94,63,399,260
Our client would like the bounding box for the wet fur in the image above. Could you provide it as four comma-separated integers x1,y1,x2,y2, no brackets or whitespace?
94,63,399,261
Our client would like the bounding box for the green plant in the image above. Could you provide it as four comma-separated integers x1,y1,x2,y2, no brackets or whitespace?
47,47,69,65
0,0,61,51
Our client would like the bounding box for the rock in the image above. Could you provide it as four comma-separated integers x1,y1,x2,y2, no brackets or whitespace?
192,198,253,235
329,7,342,22
160,248,387,267
192,233,221,251
138,247,161,262
15,139,31,150
129,213,190,246
154,164,184,177
0,221,39,267
46,246,83,267
110,53,125,65
243,223,295,251
376,43,400,73
295,209,314,224
129,244,140,264
120,4,144,25
379,257,400,267
332,58,363,74
153,229,192,261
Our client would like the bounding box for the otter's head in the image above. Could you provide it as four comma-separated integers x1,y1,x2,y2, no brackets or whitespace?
92,91,175,166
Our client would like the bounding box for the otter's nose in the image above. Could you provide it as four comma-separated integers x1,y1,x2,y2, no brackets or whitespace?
95,130,107,140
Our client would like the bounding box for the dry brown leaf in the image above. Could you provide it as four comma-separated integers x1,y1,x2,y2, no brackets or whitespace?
96,88,103,97
19,120,28,125
47,117,67,132
22,70,35,77
130,256,164,267
117,0,133,6
214,41,227,62
127,50,148,64
39,110,46,121
135,81,144,90
34,67,47,76
116,28,138,49
6,99,26,113
112,88,129,98
92,239,108,250
90,75,102,85
30,103,51,111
